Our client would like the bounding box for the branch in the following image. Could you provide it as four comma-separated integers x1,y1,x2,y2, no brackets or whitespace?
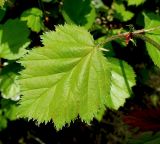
98,25,160,47
134,34,160,51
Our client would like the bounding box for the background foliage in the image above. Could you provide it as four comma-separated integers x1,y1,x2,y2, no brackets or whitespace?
0,0,160,143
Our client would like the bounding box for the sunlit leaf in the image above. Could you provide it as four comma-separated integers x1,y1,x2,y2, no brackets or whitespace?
95,58,136,121
18,24,111,130
107,58,135,109
143,13,160,68
21,8,44,33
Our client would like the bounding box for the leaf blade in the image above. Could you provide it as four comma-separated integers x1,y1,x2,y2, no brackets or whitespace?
18,24,111,129
143,13,160,68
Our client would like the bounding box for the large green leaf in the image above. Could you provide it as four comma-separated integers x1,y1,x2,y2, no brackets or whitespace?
21,8,44,33
0,63,20,101
62,0,96,29
18,24,111,130
95,58,136,121
0,19,30,60
143,13,160,68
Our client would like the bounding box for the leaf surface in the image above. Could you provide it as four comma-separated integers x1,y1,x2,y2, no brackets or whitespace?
18,24,111,129
107,58,135,109
143,13,160,68
95,58,136,120
21,8,44,32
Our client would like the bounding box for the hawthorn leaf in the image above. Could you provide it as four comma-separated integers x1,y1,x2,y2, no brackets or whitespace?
18,24,111,130
21,8,44,33
143,13,160,68
62,0,96,29
0,63,20,101
95,58,136,121
0,19,30,60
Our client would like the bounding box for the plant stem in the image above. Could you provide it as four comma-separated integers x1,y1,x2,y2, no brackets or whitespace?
98,25,160,47
134,34,160,51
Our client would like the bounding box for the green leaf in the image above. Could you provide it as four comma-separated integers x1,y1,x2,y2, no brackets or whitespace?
143,13,160,68
18,24,111,130
92,0,108,9
0,99,18,131
95,58,136,121
0,19,30,60
0,99,18,121
0,63,20,101
107,58,135,109
21,8,44,33
62,0,96,29
127,0,145,6
112,2,134,22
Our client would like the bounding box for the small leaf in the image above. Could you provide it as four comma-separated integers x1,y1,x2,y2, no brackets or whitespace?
143,13,160,68
21,8,44,33
62,0,96,29
0,19,30,60
127,0,145,6
0,99,18,131
18,24,111,130
0,63,21,101
95,58,136,120
107,58,135,109
112,2,134,22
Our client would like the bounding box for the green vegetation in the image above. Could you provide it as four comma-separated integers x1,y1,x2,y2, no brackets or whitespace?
0,0,160,143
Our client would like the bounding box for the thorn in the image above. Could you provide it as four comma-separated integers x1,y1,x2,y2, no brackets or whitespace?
100,48,109,52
